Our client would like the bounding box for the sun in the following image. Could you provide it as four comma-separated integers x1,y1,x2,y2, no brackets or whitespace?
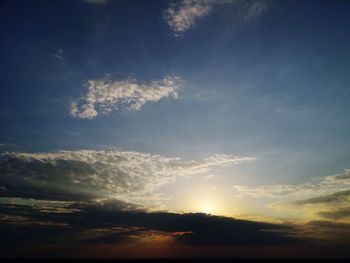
173,188,233,216
200,204,214,214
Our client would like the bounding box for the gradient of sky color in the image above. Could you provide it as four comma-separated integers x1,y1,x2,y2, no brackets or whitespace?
1,0,350,258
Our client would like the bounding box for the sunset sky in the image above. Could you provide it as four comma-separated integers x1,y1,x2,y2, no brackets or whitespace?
1,0,350,258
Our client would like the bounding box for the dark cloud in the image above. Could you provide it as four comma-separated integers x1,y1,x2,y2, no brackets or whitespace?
293,189,350,205
0,156,102,200
300,220,350,245
0,223,77,250
64,200,300,247
306,220,350,230
4,198,350,258
0,197,302,257
0,151,251,202
76,228,145,245
318,207,350,220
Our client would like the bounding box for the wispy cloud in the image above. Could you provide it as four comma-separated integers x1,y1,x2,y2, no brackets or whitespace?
241,0,269,22
234,169,350,222
204,174,215,180
52,48,64,61
70,75,182,119
0,150,253,204
165,0,216,36
234,169,350,199
164,0,269,37
294,189,350,206
293,189,350,221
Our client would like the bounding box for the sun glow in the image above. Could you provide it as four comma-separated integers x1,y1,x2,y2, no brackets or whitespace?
163,180,245,217
187,190,229,216
200,203,214,214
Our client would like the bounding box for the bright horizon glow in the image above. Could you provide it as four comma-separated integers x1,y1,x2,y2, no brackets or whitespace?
1,0,350,258
198,202,215,214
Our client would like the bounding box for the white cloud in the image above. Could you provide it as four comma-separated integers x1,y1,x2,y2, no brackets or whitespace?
0,150,254,204
70,75,182,119
83,0,108,5
165,0,216,36
164,0,269,36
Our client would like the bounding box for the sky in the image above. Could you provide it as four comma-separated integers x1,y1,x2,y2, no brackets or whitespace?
1,0,350,259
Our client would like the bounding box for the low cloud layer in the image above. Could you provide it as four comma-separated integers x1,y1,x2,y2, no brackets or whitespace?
0,149,348,257
318,207,350,220
234,169,350,199
234,169,350,222
1,197,349,257
70,75,181,119
164,0,269,36
295,189,350,221
0,197,303,257
294,189,350,206
0,150,253,203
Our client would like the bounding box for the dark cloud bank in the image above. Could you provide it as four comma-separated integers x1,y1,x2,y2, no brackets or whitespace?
1,199,350,258
0,199,299,251
0,152,350,258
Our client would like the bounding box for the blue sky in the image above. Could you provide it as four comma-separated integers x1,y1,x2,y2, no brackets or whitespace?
1,0,349,181
1,2,350,255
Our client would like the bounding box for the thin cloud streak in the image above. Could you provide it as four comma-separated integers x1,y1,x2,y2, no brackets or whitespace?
234,169,350,199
